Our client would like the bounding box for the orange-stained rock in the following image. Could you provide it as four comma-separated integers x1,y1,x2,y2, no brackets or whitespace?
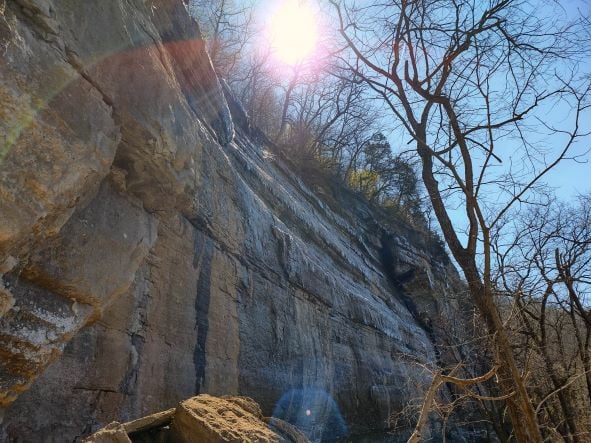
0,285,14,317
83,396,310,443
83,422,131,443
170,395,283,443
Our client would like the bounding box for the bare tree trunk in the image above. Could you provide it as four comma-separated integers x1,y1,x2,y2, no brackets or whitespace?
418,135,543,442
540,353,578,442
407,363,501,443
474,289,543,443
277,70,299,140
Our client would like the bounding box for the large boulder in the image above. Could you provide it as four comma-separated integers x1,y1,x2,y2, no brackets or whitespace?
84,395,309,443
169,395,306,443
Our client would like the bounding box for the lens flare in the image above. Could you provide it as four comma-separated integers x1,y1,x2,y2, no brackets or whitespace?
267,0,318,65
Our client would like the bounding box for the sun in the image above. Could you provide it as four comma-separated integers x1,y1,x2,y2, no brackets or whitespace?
267,0,318,66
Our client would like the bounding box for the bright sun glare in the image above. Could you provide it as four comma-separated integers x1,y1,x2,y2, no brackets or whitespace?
267,0,318,66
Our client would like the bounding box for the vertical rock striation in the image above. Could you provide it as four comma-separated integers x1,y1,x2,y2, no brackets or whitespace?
0,0,465,440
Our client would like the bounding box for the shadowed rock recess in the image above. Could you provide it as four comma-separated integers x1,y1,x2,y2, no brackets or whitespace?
0,0,467,441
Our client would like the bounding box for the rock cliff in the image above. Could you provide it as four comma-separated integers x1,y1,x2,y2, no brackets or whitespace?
0,1,465,441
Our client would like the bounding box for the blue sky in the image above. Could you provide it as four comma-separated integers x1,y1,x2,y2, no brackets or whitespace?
244,0,590,203
547,0,591,200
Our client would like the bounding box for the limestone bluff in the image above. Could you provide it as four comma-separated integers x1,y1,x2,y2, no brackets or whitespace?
0,1,466,441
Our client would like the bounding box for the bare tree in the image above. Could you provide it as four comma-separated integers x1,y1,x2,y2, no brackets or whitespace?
330,0,591,440
280,69,381,162
494,195,591,441
188,0,256,83
407,362,505,443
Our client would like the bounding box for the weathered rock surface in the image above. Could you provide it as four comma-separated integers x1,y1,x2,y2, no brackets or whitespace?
84,395,309,443
0,0,466,441
84,423,132,443
170,395,304,443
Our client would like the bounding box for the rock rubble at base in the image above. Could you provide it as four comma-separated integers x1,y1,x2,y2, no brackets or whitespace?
84,395,309,443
